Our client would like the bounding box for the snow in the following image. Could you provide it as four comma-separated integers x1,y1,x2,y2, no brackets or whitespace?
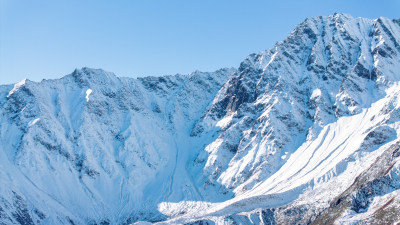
7,78,26,98
0,66,237,224
133,222,153,225
28,118,40,127
85,88,92,102
0,14,400,224
310,88,321,99
161,14,400,224
216,113,234,129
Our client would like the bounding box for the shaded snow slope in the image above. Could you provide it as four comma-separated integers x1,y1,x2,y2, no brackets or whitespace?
0,67,236,224
1,14,400,225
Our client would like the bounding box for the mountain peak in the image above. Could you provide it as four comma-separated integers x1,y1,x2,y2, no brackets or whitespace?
6,79,27,98
70,67,119,86
1,14,400,225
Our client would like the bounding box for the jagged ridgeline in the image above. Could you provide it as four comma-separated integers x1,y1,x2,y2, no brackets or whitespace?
0,14,400,224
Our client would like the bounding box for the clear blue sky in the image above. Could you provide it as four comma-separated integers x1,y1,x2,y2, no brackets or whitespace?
0,0,399,84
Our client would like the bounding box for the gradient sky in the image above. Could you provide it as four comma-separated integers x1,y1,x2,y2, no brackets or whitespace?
0,0,399,84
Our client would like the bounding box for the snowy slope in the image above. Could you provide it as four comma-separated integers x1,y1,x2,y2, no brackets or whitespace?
0,67,236,224
1,14,400,225
162,14,400,224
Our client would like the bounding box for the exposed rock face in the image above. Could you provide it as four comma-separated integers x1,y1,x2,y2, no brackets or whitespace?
1,14,400,224
193,14,399,196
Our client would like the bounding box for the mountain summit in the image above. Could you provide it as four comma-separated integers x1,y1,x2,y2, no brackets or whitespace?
1,14,400,224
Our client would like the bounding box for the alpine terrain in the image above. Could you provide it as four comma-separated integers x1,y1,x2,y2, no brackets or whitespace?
1,14,400,224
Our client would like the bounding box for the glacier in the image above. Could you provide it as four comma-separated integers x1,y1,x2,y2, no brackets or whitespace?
1,14,400,224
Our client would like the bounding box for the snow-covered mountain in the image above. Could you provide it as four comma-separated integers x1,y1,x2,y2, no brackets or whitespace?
1,14,400,224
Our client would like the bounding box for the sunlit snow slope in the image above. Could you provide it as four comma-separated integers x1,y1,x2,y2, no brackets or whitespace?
1,14,400,225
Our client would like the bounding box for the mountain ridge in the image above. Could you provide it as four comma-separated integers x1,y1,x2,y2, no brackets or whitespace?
1,14,400,224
